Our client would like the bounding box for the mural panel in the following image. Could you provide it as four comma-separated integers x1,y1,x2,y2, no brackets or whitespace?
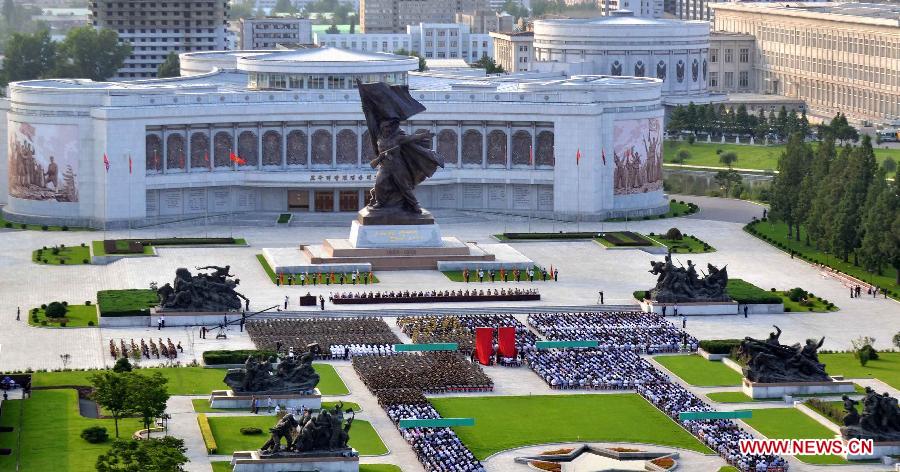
190,132,210,169
487,130,507,166
213,132,233,168
262,131,282,166
287,130,308,166
237,131,258,167
167,134,186,170
437,130,458,166
9,122,79,202
461,130,483,165
336,129,357,165
146,134,163,172
511,130,531,166
612,118,663,195
535,131,554,167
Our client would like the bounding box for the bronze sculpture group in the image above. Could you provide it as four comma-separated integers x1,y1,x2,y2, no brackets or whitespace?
357,80,444,219
224,344,321,394
647,255,730,303
841,388,900,442
260,402,356,456
156,265,249,312
738,326,832,383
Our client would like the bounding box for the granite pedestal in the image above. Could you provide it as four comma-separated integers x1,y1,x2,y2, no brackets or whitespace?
231,450,359,472
742,379,856,399
209,389,322,410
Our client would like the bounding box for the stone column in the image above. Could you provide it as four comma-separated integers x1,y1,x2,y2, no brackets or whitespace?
531,123,537,169
306,122,311,169
309,189,315,213
457,122,463,168
257,123,263,170
333,188,339,213
506,123,512,169
331,122,337,168
185,126,192,173
481,122,487,168
162,127,168,174
281,122,287,169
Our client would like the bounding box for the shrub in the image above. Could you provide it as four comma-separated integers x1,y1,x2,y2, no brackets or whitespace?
197,414,217,454
3,222,10,228
41,225,48,231
202,350,277,365
51,247,60,255
80,243,86,247
40,320,47,326
664,228,683,240
60,322,67,327
19,224,26,229
61,225,69,231
40,304,47,309
62,301,68,306
699,339,743,354
112,357,133,373
45,302,67,318
80,426,108,443
31,308,39,315
82,259,89,264
787,287,808,302
240,427,263,435
41,259,47,264
85,301,92,306
87,321,95,326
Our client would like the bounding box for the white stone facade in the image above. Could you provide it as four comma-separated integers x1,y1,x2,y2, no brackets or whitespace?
314,23,493,63
0,48,668,227
239,17,313,49
530,15,716,106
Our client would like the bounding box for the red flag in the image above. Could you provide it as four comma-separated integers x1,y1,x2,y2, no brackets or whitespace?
576,148,581,166
205,152,211,169
601,149,607,165
128,154,132,174
229,152,246,165
103,153,110,172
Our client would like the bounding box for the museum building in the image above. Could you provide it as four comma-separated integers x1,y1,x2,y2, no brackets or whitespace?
1,47,667,228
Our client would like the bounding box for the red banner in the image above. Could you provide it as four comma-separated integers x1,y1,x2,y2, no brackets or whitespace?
498,326,516,359
475,327,494,366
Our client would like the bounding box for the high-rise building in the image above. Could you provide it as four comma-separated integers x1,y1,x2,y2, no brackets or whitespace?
89,0,229,79
710,1,900,126
489,31,533,73
360,0,491,33
239,17,313,49
597,0,664,18
669,0,827,23
314,23,493,63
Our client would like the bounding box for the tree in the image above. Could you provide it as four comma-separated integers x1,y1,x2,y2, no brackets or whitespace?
112,357,133,373
157,52,180,78
127,372,169,439
349,22,355,34
394,48,426,72
55,26,131,81
472,55,504,74
893,332,900,350
96,437,188,472
882,157,897,174
770,133,811,240
858,168,895,275
674,149,691,164
718,151,738,169
90,372,132,438
228,1,255,19
3,30,56,83
735,104,750,135
851,336,878,367
714,169,742,197
326,22,339,34
499,0,529,19
831,136,877,262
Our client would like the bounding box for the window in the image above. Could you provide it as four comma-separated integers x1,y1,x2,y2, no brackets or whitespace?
724,49,733,63
289,75,302,88
739,71,749,87
308,76,324,89
724,72,733,87
739,48,749,63
709,72,718,87
710,49,718,63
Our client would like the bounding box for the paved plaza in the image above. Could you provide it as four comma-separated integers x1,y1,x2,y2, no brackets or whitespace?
0,196,897,472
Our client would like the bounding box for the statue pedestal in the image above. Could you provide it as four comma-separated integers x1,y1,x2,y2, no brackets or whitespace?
741,379,856,399
839,437,900,461
231,450,359,472
640,300,739,316
348,220,443,248
209,389,322,410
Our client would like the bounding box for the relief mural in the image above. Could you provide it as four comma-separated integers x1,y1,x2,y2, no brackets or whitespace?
612,118,663,195
9,122,79,202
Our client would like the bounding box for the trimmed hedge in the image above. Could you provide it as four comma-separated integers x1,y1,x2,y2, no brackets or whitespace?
699,339,743,355
203,350,277,365
727,279,783,304
502,232,597,240
97,289,158,317
599,231,653,247
198,414,218,454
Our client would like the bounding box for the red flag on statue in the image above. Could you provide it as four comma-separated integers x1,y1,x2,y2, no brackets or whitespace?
576,148,582,166
103,153,110,172
229,152,246,165
128,154,132,174
205,152,212,169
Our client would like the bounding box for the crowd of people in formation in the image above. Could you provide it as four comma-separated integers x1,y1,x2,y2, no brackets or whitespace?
396,314,538,357
527,312,698,353
275,270,375,286
330,288,539,301
109,338,181,360
327,343,398,359
352,352,493,394
385,401,486,472
460,266,558,283
246,318,399,357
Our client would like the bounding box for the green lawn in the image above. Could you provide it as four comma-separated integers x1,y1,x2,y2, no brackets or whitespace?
96,289,159,317
32,244,91,265
718,467,740,472
430,394,711,460
442,265,553,282
777,292,837,313
819,352,900,390
256,254,379,285
32,364,348,395
726,279,782,304
607,200,698,221
0,389,143,471
211,462,232,472
746,220,898,300
706,392,759,403
0,214,90,231
650,234,715,253
191,399,359,414
664,141,900,178
206,416,386,455
28,304,98,328
742,408,848,464
212,461,401,472
653,355,743,386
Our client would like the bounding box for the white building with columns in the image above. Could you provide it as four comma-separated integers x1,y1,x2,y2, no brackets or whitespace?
1,48,667,228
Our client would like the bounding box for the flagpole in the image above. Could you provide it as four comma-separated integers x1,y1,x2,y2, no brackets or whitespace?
128,154,132,239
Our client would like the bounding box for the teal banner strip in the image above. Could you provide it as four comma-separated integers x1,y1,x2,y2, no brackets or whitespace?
535,340,599,349
678,410,753,421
